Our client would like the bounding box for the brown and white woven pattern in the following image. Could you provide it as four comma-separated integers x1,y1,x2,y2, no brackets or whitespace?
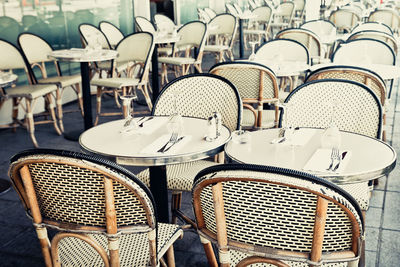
194,168,362,264
276,29,322,59
284,80,382,138
15,154,155,228
153,74,241,132
56,223,181,266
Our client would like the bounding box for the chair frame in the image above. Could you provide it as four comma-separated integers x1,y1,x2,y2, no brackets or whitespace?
193,164,364,267
98,20,124,48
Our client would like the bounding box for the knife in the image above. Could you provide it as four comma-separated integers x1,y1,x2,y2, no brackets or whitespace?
333,151,347,171
163,136,184,153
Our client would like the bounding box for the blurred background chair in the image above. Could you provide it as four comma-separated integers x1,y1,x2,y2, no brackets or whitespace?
244,6,273,48
137,73,242,225
210,61,279,129
351,21,394,35
99,21,124,48
192,164,364,266
270,1,295,34
0,39,61,147
0,16,21,45
368,8,400,33
8,149,183,267
347,30,398,55
329,8,361,33
18,33,83,132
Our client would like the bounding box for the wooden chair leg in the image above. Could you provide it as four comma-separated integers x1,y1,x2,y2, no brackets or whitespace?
94,87,102,126
199,236,218,267
74,83,84,116
171,191,182,224
12,98,20,132
55,89,64,133
166,245,176,267
25,99,39,148
141,85,153,111
47,94,62,136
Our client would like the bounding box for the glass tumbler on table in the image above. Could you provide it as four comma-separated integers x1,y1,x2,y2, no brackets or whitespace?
120,91,138,133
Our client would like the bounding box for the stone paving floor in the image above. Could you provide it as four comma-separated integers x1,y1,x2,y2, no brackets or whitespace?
0,52,399,266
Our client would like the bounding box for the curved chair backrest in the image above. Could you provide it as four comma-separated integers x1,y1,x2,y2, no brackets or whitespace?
99,21,124,47
174,21,207,61
193,164,364,266
368,8,400,32
114,32,154,83
204,7,217,19
276,1,295,24
22,14,38,30
347,30,398,54
208,13,237,48
0,16,21,45
209,61,279,103
152,73,242,132
306,65,387,107
78,23,111,49
233,3,244,15
255,39,310,64
0,39,32,82
18,33,54,64
251,5,273,25
300,19,337,38
198,8,211,23
329,8,361,33
351,21,394,35
135,16,156,34
154,13,176,33
282,79,382,139
293,0,306,17
226,3,239,17
8,148,158,266
276,28,322,59
332,38,395,66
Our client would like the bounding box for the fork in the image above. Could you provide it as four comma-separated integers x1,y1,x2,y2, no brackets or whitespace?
158,132,178,153
327,147,339,171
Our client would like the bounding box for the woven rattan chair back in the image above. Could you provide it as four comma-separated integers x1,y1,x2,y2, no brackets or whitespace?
113,32,154,83
300,19,337,39
351,21,394,35
78,23,111,49
255,38,310,64
192,164,364,266
306,65,387,107
8,149,160,267
368,9,400,33
329,9,360,33
0,38,30,74
276,28,322,60
347,30,398,54
332,38,395,66
99,21,124,48
226,3,240,17
173,21,207,60
152,73,242,132
135,16,156,34
276,1,295,23
154,14,176,33
18,33,55,66
249,6,273,36
282,79,382,139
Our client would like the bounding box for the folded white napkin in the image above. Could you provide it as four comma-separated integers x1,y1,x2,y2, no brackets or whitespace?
119,117,165,136
303,148,351,174
140,134,192,155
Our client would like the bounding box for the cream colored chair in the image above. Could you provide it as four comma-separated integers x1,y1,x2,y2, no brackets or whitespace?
351,21,394,35
347,30,398,55
99,21,124,48
368,8,400,33
329,8,361,33
90,32,155,124
270,1,295,34
158,21,207,84
18,33,83,132
244,6,274,46
0,39,61,148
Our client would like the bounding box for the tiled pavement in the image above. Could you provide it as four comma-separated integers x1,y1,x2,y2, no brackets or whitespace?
0,52,399,266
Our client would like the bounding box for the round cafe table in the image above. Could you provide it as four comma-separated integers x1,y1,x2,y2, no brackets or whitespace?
225,128,396,184
48,48,118,140
80,116,231,222
0,72,18,195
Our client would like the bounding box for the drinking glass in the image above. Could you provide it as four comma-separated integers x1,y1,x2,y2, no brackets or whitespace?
248,41,257,61
321,99,341,149
120,91,138,132
167,91,183,135
279,102,295,144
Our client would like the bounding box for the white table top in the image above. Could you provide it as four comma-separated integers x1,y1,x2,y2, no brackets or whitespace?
155,33,180,45
80,116,231,166
310,62,400,80
48,48,118,63
0,72,18,88
250,59,310,77
225,128,396,184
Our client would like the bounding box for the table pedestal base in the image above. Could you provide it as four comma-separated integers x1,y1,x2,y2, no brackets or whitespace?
0,179,11,196
63,129,84,141
149,166,169,223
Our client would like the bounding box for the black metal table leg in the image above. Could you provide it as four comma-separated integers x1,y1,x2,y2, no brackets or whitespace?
149,165,169,223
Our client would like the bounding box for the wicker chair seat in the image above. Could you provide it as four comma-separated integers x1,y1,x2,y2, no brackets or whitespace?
5,83,58,99
242,109,276,129
96,61,130,73
58,223,182,266
37,74,81,87
137,160,220,191
91,77,142,88
203,44,230,52
158,56,197,66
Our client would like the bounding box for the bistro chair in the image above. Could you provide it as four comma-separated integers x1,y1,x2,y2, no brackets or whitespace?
300,19,337,58
203,13,237,63
154,14,177,34
292,0,306,26
282,79,383,212
158,21,207,84
198,8,212,24
8,148,183,267
306,65,388,140
137,73,242,225
243,6,274,46
18,33,83,132
192,164,364,266
204,7,217,20
276,28,325,64
90,32,155,125
98,21,124,48
351,21,394,35
347,30,398,55
0,39,61,148
226,3,240,17
0,16,21,45
210,61,279,129
329,8,361,33
368,8,400,33
254,39,310,100
270,1,295,34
